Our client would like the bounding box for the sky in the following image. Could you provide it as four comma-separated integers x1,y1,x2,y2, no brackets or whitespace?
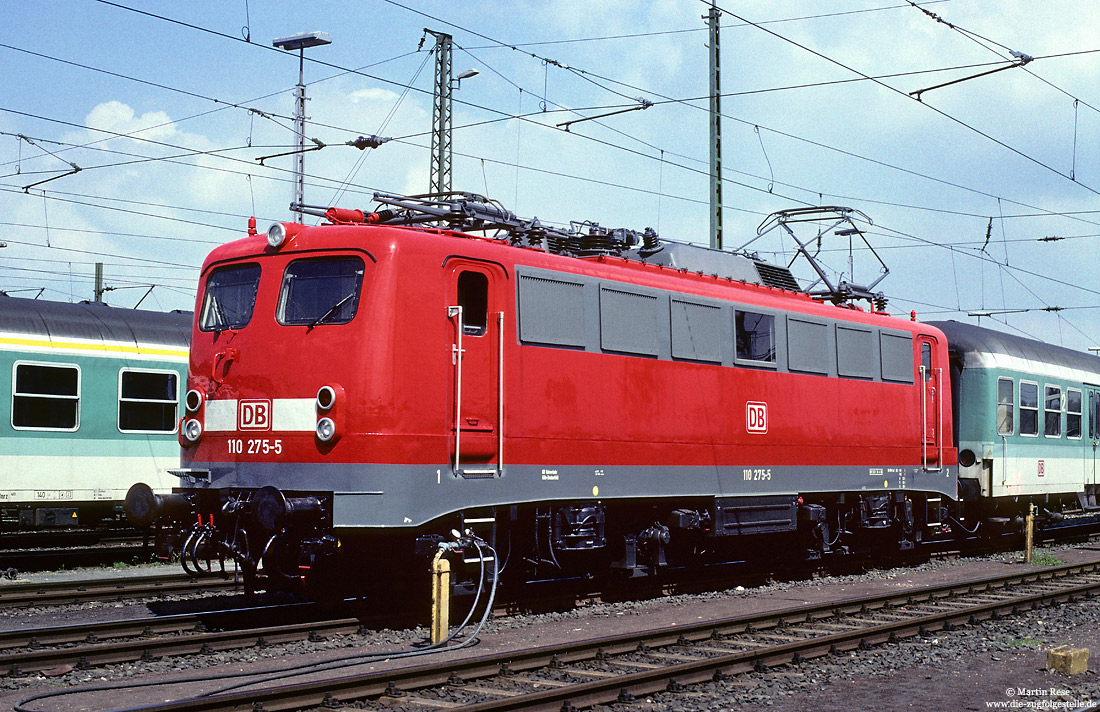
2,1,1099,350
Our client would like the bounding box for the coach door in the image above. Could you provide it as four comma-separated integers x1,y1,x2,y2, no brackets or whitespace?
447,263,505,478
917,335,943,470
1089,389,1100,504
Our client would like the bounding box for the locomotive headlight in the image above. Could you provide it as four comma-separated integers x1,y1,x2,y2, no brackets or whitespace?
185,389,203,413
267,222,288,248
183,418,203,443
316,417,336,442
316,385,336,411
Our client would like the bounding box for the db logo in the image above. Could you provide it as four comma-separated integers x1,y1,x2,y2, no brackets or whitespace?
746,402,768,434
1037,459,1045,477
238,400,271,431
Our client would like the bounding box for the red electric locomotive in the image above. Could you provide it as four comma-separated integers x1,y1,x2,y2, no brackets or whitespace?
127,194,957,596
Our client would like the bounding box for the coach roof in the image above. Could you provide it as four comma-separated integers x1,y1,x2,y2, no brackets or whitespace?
0,296,191,348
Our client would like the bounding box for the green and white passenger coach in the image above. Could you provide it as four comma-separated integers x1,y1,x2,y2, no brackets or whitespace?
933,320,1100,512
0,296,190,529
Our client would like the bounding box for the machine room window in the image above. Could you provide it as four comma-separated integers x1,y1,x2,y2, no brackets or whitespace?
118,369,179,433
457,271,489,336
1044,385,1062,437
735,310,776,363
1067,388,1082,439
278,257,365,327
12,362,79,431
996,377,1014,435
200,263,261,331
1019,381,1038,436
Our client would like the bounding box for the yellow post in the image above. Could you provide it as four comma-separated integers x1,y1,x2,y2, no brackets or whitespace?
1024,503,1035,564
431,551,451,644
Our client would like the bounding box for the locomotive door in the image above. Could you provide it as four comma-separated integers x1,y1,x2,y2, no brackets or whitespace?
917,335,943,470
447,263,505,477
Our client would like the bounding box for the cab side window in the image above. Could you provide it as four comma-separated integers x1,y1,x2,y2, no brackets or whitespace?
458,271,488,336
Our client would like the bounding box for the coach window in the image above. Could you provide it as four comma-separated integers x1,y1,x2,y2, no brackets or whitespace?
200,263,261,331
996,377,1014,435
118,369,179,433
1044,385,1062,438
1067,388,1082,439
735,310,776,364
278,257,365,327
457,271,488,336
920,342,932,382
1019,381,1038,437
12,362,79,431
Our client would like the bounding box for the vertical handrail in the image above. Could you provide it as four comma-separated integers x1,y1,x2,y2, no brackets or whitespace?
920,364,928,471
448,305,463,476
937,367,944,470
497,311,504,476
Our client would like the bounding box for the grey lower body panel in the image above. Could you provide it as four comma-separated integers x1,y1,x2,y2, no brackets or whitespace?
182,460,958,529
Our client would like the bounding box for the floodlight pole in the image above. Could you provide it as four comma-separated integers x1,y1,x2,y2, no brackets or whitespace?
291,49,309,223
427,30,454,195
705,1,723,250
273,31,331,223
95,262,105,303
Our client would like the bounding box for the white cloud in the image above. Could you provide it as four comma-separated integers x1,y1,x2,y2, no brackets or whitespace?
349,88,402,104
85,101,180,143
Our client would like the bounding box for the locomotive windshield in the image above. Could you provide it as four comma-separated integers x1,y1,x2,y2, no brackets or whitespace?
277,257,365,327
200,263,261,332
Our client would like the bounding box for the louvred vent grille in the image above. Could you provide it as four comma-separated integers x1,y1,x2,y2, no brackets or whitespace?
753,261,801,292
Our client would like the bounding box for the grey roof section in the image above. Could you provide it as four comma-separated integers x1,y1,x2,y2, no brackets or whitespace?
632,242,801,291
0,296,191,348
929,320,1100,382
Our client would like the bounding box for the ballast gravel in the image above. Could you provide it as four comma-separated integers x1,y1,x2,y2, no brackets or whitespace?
1,546,1098,711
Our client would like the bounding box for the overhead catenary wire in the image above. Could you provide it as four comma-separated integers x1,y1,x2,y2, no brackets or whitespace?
6,7,1095,239
3,0,1097,345
81,0,1100,230
705,0,1100,199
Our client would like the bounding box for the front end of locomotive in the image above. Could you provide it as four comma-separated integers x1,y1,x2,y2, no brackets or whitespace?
125,216,422,595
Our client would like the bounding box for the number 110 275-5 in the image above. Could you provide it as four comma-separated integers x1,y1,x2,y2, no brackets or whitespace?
227,438,283,455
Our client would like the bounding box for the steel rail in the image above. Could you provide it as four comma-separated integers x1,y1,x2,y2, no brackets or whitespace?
2,614,364,677
0,544,151,573
77,558,1100,712
0,572,239,609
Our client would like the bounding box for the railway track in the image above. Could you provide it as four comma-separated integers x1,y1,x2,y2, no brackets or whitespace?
0,602,358,677
0,572,240,610
15,558,1100,712
0,530,155,572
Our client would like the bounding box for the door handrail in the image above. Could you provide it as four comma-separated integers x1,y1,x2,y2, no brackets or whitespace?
497,311,504,475
919,362,943,472
448,305,464,476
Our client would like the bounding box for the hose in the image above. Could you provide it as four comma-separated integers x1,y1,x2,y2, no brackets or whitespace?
188,530,213,575
15,535,503,712
179,529,202,577
949,515,981,535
